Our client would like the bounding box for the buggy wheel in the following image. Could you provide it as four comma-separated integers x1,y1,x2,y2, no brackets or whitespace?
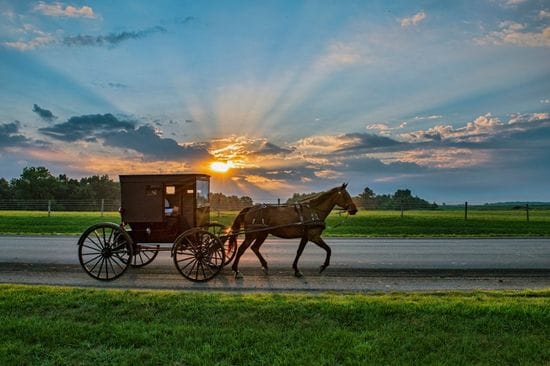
203,222,236,266
172,228,225,282
78,223,133,281
131,246,159,268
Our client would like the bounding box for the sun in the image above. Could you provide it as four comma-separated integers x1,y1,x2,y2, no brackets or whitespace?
210,161,232,173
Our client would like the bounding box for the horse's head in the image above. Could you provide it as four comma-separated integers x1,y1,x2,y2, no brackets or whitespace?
334,183,358,215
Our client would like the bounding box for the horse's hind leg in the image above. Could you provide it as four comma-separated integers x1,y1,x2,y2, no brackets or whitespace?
231,235,255,279
250,233,269,274
311,237,332,273
292,237,308,278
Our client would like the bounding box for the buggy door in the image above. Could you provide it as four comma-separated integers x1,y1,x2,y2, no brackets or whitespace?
164,182,195,232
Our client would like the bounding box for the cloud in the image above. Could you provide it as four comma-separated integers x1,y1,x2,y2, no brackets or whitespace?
401,113,503,142
400,12,427,27
34,2,96,19
413,115,443,120
99,125,211,161
0,121,31,149
38,113,210,162
208,136,292,166
32,104,56,121
366,123,392,134
498,0,528,7
507,112,549,125
63,26,167,47
1,24,56,52
388,148,491,169
476,22,550,47
39,113,135,141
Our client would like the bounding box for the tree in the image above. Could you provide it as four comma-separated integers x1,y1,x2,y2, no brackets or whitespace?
0,178,13,199
11,167,58,199
79,175,120,201
356,187,377,209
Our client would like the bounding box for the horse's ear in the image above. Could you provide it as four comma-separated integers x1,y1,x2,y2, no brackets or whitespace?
342,183,348,189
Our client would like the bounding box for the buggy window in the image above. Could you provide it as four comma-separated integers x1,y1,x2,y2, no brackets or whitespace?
145,185,161,196
196,179,209,208
165,185,175,195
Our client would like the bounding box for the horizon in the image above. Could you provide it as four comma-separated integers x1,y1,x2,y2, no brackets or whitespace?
1,1,549,203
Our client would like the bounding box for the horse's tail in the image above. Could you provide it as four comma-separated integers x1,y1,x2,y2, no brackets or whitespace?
229,207,250,247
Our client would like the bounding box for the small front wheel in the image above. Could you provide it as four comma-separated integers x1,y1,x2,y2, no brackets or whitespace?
131,246,159,268
172,229,225,282
203,222,236,266
78,223,133,281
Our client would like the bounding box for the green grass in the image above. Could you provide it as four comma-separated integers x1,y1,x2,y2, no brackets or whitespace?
0,285,548,365
1,209,550,237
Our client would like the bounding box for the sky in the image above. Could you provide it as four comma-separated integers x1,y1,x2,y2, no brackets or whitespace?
0,0,549,203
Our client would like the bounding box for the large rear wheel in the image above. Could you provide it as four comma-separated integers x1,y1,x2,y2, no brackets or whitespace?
78,223,133,281
172,228,225,282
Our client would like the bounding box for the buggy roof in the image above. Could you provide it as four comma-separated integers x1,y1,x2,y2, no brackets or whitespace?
119,173,210,185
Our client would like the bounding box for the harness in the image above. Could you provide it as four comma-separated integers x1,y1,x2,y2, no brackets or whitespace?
234,203,326,237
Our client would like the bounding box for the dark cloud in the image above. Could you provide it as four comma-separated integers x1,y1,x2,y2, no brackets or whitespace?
32,104,56,121
107,82,127,88
0,121,30,148
335,133,403,153
39,113,135,141
255,142,294,156
173,16,196,25
99,125,210,161
39,112,210,161
63,26,167,47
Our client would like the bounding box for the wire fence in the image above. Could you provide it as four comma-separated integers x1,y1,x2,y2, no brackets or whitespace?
1,199,549,222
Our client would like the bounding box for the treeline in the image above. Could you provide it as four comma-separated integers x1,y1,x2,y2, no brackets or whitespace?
210,193,253,210
0,166,254,211
286,187,436,210
0,167,120,210
354,187,437,210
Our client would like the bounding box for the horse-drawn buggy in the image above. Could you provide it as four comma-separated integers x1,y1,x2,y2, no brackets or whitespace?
78,174,234,282
78,173,358,282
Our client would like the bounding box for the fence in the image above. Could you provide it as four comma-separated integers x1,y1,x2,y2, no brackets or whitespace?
1,199,548,222
0,199,120,216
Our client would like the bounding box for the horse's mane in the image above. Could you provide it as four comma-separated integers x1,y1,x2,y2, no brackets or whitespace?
299,187,338,205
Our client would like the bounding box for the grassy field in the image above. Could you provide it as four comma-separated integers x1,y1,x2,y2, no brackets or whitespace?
0,285,548,365
1,209,550,237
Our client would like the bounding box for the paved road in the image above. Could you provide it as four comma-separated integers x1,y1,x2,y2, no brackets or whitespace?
0,236,549,291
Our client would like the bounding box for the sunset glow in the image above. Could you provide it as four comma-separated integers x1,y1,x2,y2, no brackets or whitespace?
210,161,232,173
0,1,549,202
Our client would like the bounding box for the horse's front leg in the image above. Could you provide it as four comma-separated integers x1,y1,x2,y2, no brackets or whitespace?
311,237,331,273
292,237,308,278
232,236,254,279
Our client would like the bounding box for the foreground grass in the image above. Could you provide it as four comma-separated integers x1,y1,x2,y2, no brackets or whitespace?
1,209,550,236
0,285,548,365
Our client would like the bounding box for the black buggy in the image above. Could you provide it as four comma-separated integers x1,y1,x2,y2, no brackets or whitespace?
77,174,235,282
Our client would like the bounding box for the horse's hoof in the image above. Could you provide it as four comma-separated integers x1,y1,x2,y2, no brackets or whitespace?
261,266,269,275
294,271,303,278
319,265,328,273
234,271,243,279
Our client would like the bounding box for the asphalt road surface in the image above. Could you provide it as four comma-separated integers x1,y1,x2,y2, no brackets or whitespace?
0,236,548,292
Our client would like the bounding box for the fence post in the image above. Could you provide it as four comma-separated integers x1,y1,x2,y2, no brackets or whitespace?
101,199,104,217
47,200,51,217
400,199,404,218
526,204,529,222
464,201,468,221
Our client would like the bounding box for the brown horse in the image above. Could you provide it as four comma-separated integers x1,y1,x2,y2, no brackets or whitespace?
230,183,358,278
